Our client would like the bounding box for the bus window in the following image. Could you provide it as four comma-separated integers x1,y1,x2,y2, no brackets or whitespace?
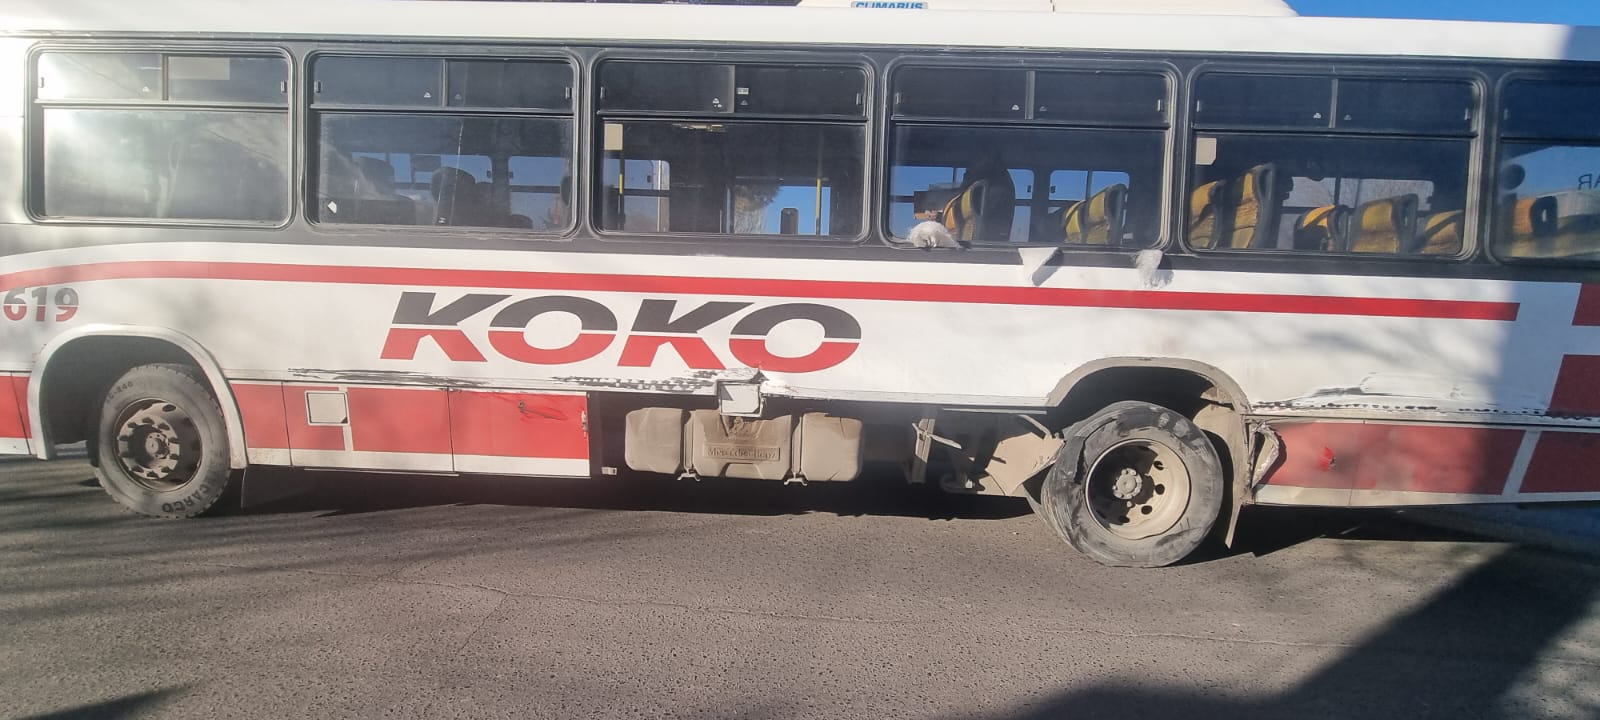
310,55,575,232
1495,144,1600,261
1194,74,1332,129
314,56,442,107
447,59,572,111
36,52,162,102
597,121,861,237
168,55,289,104
316,115,571,230
1188,135,1468,254
893,67,1027,120
888,125,1161,246
34,51,289,224
1494,80,1600,262
1190,71,1474,256
594,60,868,239
1034,71,1167,127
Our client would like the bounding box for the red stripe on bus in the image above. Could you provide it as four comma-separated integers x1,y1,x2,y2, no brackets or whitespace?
1261,422,1522,495
449,391,589,460
230,382,290,450
0,260,1520,321
1521,432,1600,493
1549,355,1600,416
1,374,28,440
347,387,452,455
1574,284,1600,326
282,385,346,452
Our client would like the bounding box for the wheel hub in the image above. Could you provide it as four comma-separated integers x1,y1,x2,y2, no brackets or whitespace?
1084,439,1192,541
114,399,200,492
1111,468,1144,500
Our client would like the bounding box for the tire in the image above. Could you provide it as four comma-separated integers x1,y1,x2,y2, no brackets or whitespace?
93,363,235,518
1038,401,1224,568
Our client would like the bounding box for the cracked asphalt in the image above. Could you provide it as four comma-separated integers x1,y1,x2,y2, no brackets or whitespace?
4,457,1600,719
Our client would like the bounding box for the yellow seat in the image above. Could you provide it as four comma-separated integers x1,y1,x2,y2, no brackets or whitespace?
1350,194,1419,254
1187,180,1224,249
1501,196,1557,258
1189,164,1289,250
1061,184,1128,245
941,165,1015,244
1292,205,1350,252
1224,164,1290,249
1417,210,1464,256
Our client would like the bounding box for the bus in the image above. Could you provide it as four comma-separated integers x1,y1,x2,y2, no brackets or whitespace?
3,0,1599,568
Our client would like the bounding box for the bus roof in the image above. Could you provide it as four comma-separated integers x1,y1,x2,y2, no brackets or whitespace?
3,0,1599,64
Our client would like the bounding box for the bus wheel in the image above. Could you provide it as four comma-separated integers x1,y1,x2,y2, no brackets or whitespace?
1040,401,1223,568
93,364,234,518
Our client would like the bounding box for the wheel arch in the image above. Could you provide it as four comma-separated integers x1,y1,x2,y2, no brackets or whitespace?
1045,357,1251,415
30,324,248,469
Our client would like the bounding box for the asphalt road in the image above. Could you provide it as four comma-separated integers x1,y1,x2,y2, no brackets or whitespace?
3,457,1599,720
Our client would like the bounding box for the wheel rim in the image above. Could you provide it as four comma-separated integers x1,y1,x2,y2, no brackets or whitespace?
1083,438,1191,541
112,397,203,492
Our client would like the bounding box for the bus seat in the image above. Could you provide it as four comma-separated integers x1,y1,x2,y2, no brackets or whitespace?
941,163,1015,244
1187,179,1225,249
349,157,417,225
1350,194,1420,254
431,167,491,226
1031,207,1067,244
1292,205,1350,252
1062,183,1128,245
1226,164,1290,249
355,157,399,196
1503,195,1558,258
1416,210,1464,255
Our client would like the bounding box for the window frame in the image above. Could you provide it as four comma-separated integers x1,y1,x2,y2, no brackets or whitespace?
881,56,1176,250
1183,62,1487,262
589,51,875,246
304,49,582,238
26,44,297,229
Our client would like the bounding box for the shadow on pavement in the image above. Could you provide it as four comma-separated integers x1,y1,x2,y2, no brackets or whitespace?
19,686,188,720
955,547,1600,719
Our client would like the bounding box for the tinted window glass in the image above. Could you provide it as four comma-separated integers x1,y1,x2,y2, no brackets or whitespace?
894,67,1027,120
1034,72,1168,126
599,62,734,114
599,121,862,236
734,65,864,116
447,59,571,111
1337,79,1472,134
315,56,442,106
41,108,287,222
317,114,572,230
168,55,287,105
1504,81,1600,139
889,125,1163,246
1188,134,1469,255
1494,143,1600,261
37,52,161,101
1195,74,1332,128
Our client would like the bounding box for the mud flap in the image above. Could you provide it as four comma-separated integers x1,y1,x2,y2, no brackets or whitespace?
239,467,316,509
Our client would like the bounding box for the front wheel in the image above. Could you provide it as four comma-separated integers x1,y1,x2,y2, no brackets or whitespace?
1039,401,1224,568
93,364,235,518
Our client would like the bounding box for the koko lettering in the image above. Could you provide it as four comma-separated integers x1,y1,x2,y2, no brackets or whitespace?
381,292,861,373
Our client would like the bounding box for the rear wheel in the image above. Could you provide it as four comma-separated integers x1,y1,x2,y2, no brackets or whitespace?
93,364,234,518
1039,401,1223,567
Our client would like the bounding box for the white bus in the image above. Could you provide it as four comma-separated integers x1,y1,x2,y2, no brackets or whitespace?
4,0,1599,567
